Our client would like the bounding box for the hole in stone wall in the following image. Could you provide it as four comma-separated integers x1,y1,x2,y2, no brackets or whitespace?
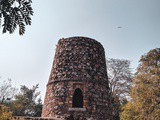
72,88,83,108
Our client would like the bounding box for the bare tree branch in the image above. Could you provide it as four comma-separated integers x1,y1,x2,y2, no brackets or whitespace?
107,58,133,100
0,78,18,102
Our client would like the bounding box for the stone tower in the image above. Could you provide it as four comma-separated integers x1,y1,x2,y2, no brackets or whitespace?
42,37,112,120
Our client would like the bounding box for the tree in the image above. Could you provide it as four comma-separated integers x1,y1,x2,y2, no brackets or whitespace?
34,98,43,117
107,58,132,100
0,78,17,120
11,84,42,117
120,101,139,120
0,78,18,103
120,48,160,120
0,104,12,120
107,58,133,119
0,0,33,35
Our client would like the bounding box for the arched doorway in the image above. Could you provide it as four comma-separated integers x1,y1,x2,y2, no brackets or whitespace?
72,88,83,108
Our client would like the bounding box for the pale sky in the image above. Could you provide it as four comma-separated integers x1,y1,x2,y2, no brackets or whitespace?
0,0,160,102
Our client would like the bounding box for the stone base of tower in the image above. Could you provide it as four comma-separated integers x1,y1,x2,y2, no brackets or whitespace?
67,111,112,120
42,81,113,120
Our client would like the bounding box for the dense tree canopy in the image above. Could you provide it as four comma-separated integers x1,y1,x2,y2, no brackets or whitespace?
0,82,42,119
11,84,42,117
0,0,33,35
120,48,160,120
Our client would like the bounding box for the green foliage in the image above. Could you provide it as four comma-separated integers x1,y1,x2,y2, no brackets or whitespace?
0,104,12,120
120,48,160,120
0,0,33,35
34,98,43,117
120,101,140,120
11,84,42,117
0,79,42,117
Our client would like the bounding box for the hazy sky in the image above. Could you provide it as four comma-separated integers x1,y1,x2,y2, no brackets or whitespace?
0,0,160,102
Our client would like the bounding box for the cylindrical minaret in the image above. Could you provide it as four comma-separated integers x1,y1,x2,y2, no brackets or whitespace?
42,37,112,119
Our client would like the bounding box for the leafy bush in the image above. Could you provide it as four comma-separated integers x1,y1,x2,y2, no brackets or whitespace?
0,104,12,120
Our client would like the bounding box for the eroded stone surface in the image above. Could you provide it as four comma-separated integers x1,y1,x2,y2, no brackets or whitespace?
42,37,112,120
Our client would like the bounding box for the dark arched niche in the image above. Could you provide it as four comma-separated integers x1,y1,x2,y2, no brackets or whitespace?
72,88,83,108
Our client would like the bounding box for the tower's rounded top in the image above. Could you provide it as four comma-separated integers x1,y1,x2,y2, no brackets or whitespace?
59,36,99,42
58,36,104,50
49,36,108,84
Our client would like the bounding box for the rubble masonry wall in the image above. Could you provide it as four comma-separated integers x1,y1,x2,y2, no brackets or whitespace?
42,37,112,120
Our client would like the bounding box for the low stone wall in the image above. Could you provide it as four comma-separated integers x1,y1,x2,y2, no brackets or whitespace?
11,116,63,120
11,115,95,120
